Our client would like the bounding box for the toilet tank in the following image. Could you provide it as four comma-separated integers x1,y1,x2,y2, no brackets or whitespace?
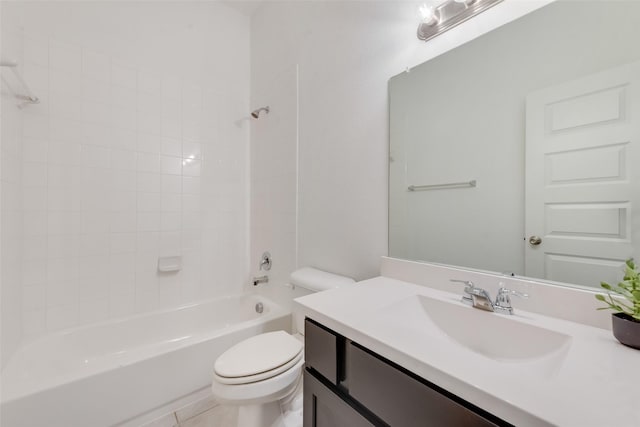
290,267,355,334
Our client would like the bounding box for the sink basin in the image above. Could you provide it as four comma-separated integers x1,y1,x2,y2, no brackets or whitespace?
380,295,571,362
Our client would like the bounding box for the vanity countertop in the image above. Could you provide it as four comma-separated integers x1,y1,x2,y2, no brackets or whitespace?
294,276,640,427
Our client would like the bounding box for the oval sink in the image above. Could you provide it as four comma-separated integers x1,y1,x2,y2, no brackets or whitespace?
416,295,571,361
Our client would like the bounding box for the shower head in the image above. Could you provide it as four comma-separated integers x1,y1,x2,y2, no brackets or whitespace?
251,106,269,119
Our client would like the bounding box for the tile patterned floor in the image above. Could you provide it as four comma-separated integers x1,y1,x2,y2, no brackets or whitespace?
140,398,238,427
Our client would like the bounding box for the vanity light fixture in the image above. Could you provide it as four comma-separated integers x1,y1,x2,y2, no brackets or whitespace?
417,0,503,42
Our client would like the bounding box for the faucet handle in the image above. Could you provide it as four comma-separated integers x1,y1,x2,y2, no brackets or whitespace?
450,279,476,305
494,287,528,314
497,287,529,299
450,279,475,290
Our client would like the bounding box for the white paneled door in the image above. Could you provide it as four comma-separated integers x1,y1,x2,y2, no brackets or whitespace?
525,61,640,288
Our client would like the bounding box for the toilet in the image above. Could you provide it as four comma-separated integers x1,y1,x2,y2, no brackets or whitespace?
211,268,355,427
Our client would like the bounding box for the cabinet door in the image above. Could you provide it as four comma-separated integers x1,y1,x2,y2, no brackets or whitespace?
305,319,339,384
349,343,502,427
303,370,375,427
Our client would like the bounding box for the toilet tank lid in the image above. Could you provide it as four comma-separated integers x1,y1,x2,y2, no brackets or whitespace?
289,267,355,292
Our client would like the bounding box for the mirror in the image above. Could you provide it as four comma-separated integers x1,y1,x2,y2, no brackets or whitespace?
389,0,640,289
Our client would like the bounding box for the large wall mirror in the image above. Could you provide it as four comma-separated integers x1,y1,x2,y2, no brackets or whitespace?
389,0,640,289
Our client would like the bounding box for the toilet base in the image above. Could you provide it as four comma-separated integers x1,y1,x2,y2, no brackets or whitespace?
238,402,282,427
234,375,303,427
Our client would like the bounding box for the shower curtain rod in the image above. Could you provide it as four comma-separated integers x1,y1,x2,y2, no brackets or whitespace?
0,60,40,105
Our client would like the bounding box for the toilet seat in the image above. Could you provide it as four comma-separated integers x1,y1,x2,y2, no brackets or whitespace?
214,350,303,385
213,331,303,385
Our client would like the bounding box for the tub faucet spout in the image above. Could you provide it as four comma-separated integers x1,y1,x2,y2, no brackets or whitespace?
252,275,269,286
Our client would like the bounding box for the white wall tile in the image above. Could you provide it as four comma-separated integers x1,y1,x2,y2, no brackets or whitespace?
79,297,109,324
108,292,135,318
162,79,182,101
137,212,161,232
137,172,161,192
137,152,160,173
23,114,49,139
46,303,79,331
182,142,202,159
82,76,110,104
24,35,49,67
161,155,182,175
80,233,110,256
112,85,138,109
50,94,83,121
137,132,161,154
81,145,110,168
110,232,137,254
49,40,82,73
22,260,47,286
111,212,137,233
161,194,181,212
138,111,162,135
162,174,182,194
138,192,161,212
182,177,200,194
136,232,160,254
23,309,47,338
112,63,137,90
112,105,137,131
47,234,79,259
81,211,110,234
23,211,48,236
138,71,162,96
46,279,79,307
110,169,137,192
49,69,82,98
48,187,80,211
111,149,137,170
161,137,182,157
23,236,48,261
23,187,47,211
22,162,47,187
161,212,181,232
82,49,110,82
23,285,47,311
22,63,49,97
182,159,201,177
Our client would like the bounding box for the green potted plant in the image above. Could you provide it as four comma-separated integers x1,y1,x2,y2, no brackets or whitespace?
596,259,640,349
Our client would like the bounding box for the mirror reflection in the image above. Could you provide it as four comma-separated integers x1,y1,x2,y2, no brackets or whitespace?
389,0,640,289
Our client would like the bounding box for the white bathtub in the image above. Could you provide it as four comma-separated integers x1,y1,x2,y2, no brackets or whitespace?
0,294,290,427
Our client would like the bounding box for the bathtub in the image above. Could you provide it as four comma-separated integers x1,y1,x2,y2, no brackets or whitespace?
0,294,290,427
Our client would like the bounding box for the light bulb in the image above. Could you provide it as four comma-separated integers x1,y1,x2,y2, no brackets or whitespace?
419,3,439,26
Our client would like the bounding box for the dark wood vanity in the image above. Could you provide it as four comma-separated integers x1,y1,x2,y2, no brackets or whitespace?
303,318,513,427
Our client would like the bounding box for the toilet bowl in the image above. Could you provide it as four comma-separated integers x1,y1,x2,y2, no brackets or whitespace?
211,268,355,427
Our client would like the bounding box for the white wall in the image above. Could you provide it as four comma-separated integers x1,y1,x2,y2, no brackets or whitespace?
1,1,250,346
251,0,550,281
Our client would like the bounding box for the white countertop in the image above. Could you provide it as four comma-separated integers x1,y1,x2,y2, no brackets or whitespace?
294,276,640,427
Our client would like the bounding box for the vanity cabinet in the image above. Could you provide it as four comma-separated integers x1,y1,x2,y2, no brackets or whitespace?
304,318,511,427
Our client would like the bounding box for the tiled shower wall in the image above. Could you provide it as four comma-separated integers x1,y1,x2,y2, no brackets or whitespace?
1,18,25,368
2,1,250,347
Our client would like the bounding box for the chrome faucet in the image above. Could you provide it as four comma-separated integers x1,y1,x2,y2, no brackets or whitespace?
252,275,269,286
450,280,528,315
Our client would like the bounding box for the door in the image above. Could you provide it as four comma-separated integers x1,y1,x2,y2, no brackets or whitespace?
525,61,640,287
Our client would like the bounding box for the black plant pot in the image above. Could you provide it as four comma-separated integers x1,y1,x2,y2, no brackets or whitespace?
612,313,640,349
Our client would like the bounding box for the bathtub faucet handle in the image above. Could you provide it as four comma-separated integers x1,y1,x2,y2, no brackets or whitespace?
259,252,272,271
253,275,269,286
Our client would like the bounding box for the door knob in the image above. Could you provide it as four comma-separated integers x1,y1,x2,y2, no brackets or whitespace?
528,236,542,246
